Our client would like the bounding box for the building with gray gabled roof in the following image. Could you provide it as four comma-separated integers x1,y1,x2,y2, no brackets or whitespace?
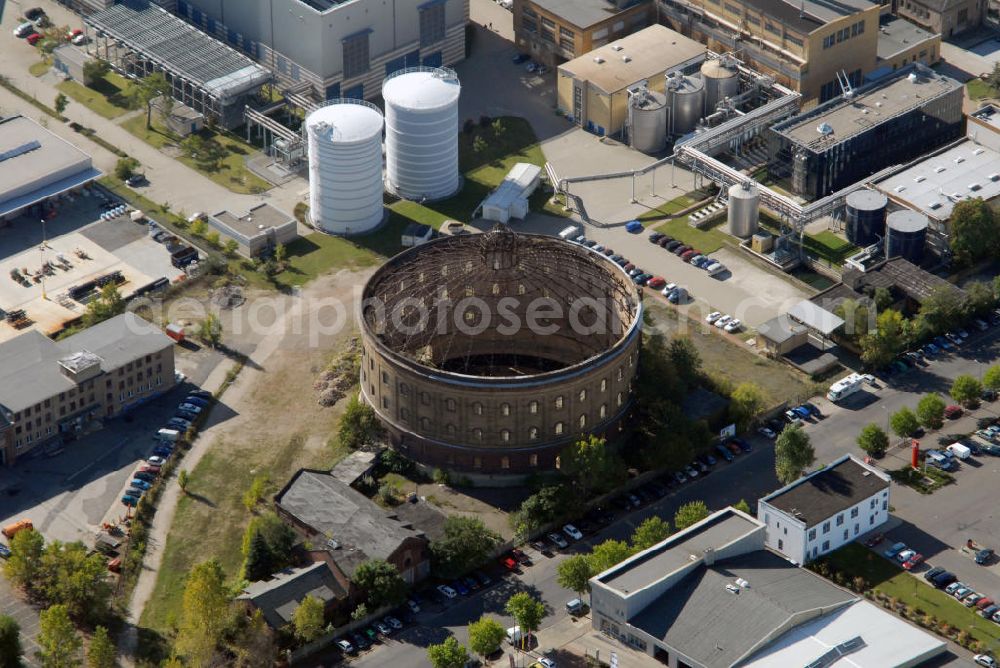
0,312,175,466
237,561,348,629
274,469,431,583
588,506,943,668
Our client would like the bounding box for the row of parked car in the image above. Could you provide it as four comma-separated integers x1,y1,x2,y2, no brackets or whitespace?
875,311,1000,383
705,310,742,334
120,389,211,506
568,233,691,304
648,231,727,277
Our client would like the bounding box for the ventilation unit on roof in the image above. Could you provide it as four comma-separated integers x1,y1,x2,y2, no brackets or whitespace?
969,183,982,191
593,56,605,64
914,175,926,183
611,44,623,51
725,584,741,594
974,148,985,155
622,55,631,62
954,156,965,163
934,165,946,173
952,192,963,199
989,173,1000,181
326,539,340,550
817,122,834,135
894,185,906,193
928,201,942,209
735,578,750,588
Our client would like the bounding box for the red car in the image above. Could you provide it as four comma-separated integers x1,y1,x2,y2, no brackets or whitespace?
680,249,697,262
26,33,42,45
623,263,635,272
139,464,161,475
902,553,923,570
499,556,518,571
67,28,83,40
647,276,666,289
727,442,742,456
944,405,963,419
977,597,994,611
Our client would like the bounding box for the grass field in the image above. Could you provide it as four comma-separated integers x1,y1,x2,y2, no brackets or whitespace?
646,302,818,405
57,78,131,119
821,543,1000,646
269,233,382,288
759,216,858,267
636,194,696,223
653,216,730,254
29,60,50,77
967,78,997,100
120,116,272,194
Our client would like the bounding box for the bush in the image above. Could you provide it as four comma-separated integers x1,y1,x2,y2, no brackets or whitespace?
114,157,140,181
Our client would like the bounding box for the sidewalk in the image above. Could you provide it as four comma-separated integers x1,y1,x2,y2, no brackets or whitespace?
528,614,663,668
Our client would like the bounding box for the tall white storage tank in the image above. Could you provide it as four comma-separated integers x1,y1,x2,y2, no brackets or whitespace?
728,181,759,237
383,67,461,201
306,100,385,235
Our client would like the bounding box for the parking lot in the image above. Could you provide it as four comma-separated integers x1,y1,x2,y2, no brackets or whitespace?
0,190,182,343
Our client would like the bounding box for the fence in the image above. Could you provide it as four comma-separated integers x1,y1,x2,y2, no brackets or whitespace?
288,603,394,664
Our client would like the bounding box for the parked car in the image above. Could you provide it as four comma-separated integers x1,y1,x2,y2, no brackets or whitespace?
684,464,699,479
335,639,356,655
647,276,666,290
802,402,823,418
902,553,923,570
350,631,370,650
931,571,957,588
499,555,518,571
14,21,34,38
673,470,688,484
134,471,156,483
183,396,209,408
26,33,41,46
0,544,10,559
649,232,664,243
147,455,167,466
944,581,964,595
784,410,803,426
548,533,569,549
964,593,986,607
862,533,884,548
512,547,532,565
757,426,776,439
177,402,203,414
385,616,403,630
138,464,161,475
732,437,752,453
121,495,139,506
167,418,191,431
883,542,907,559
706,311,722,324
944,405,964,419
436,584,457,599
715,444,734,462
974,655,997,667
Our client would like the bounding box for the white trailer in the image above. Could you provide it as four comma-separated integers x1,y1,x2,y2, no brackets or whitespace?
827,373,864,402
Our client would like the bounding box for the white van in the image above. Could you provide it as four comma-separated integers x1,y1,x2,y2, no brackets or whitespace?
505,625,523,645
947,442,972,460
558,225,580,241
156,428,181,443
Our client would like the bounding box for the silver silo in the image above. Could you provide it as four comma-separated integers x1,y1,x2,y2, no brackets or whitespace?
665,72,705,136
701,57,740,113
728,181,760,237
628,87,667,154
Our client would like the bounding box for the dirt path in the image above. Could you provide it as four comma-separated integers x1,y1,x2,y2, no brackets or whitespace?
119,269,372,664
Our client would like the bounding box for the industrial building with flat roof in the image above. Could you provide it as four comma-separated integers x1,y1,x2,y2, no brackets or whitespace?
515,0,654,67
163,0,467,104
589,507,945,667
767,65,963,199
207,204,298,259
0,313,176,466
656,0,881,102
556,24,706,137
0,116,102,222
84,0,271,129
873,17,940,75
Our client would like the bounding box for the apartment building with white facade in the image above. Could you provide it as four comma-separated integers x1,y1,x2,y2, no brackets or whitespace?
758,454,890,564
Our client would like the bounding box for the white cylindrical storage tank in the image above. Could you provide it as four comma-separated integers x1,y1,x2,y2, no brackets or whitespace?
665,73,705,136
701,58,740,113
628,88,667,154
383,67,461,201
728,182,760,237
306,100,385,235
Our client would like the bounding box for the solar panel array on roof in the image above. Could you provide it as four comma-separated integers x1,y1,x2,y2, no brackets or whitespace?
86,0,269,97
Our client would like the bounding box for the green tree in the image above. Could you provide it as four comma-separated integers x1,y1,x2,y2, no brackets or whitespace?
963,280,996,317
82,284,125,327
631,516,671,551
920,286,964,335
856,423,889,458
0,615,24,668
984,365,1000,391
242,474,268,511
113,157,139,181
558,435,626,498
228,609,278,667
668,336,702,385
198,313,222,348
180,134,227,170
205,230,221,248
36,605,82,668
730,382,766,430
189,218,207,236
873,287,894,311
85,626,115,668
427,636,469,668
890,406,920,439
556,555,593,596
350,603,368,621
223,238,239,257
949,197,999,265
987,61,1000,92
54,93,68,115
733,498,752,515
274,243,288,265
774,425,815,484
833,298,872,339
82,59,110,84
588,540,634,575
951,374,982,406
860,309,909,369
674,500,710,531
916,392,946,429
468,616,506,658
505,593,545,650
352,559,407,608
240,511,295,580
430,516,501,579
177,469,189,493
175,560,230,666
472,136,488,154
292,594,325,643
3,528,45,590
129,71,172,129
338,395,385,450
509,484,574,538
242,530,274,582
37,540,112,621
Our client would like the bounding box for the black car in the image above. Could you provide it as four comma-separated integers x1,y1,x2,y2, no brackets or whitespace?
657,235,675,247
125,173,147,187
648,232,665,244
802,402,823,419
715,444,734,462
931,571,956,588
923,566,945,582
983,389,998,402
665,240,683,251
767,418,786,434
350,631,371,650
175,409,198,422
24,7,45,20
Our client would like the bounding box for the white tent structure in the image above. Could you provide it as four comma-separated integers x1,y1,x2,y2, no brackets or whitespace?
479,163,542,223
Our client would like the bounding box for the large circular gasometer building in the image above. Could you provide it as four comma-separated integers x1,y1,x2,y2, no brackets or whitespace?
359,226,642,476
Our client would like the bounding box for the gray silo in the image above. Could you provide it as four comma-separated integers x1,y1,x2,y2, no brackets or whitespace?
845,190,888,247
701,58,739,113
728,182,760,237
628,88,667,154
886,210,929,264
665,73,705,136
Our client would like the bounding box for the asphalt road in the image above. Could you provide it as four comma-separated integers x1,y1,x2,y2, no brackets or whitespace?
346,438,781,668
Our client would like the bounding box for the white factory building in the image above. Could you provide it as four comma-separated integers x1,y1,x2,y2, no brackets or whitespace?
0,115,102,223
758,455,890,565
167,0,468,103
